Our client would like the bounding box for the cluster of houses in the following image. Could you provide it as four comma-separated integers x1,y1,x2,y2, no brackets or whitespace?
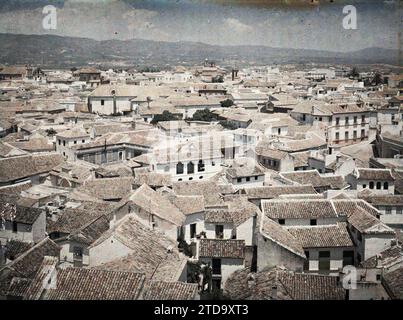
0,62,402,300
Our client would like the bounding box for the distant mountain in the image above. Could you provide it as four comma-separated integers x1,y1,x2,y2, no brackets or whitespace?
0,33,400,68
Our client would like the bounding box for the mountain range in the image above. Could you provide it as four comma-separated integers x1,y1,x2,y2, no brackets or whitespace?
0,33,400,68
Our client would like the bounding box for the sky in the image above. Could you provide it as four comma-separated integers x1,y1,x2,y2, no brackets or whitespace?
0,0,401,52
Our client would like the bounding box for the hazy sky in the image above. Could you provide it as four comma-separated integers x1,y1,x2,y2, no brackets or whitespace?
0,0,401,52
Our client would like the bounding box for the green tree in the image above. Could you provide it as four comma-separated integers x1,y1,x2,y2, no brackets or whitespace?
220,99,234,108
150,110,178,124
191,108,218,122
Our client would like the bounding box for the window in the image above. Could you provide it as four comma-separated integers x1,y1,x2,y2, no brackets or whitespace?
63,140,66,146
345,131,349,141
198,160,205,172
345,117,349,125
186,162,194,174
212,258,221,275
319,251,330,271
73,247,83,259
119,152,123,161
190,223,196,239
310,219,317,226
343,251,354,267
363,184,367,189
215,225,224,239
246,177,250,182
361,129,365,138
12,221,18,233
278,219,285,225
353,131,357,139
383,182,389,190
376,182,381,190
199,176,203,180
385,207,392,215
58,139,61,145
369,181,374,189
74,140,77,144
237,178,242,183
335,132,339,141
101,99,105,106
397,207,402,215
82,140,85,143
319,117,322,121
376,274,381,281
304,251,310,270
278,128,281,135
211,161,216,166
354,116,357,124
164,166,170,173
336,117,340,126
255,176,258,181
176,162,184,175
361,115,365,123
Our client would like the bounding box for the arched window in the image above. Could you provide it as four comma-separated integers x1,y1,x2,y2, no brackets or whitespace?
376,182,381,190
369,181,374,189
176,162,184,175
384,182,389,190
198,160,205,172
187,162,195,174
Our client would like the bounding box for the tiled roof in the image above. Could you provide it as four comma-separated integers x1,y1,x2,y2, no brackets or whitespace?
347,207,395,235
260,215,305,258
280,170,346,189
359,195,403,206
129,184,185,226
262,199,338,219
224,267,345,300
7,277,32,298
4,240,34,261
204,209,233,224
286,223,353,248
355,168,395,181
0,202,43,224
77,177,134,201
199,239,245,259
92,215,187,282
0,238,60,297
46,268,145,300
0,153,64,183
245,185,317,200
142,281,198,300
360,245,403,269
382,267,403,300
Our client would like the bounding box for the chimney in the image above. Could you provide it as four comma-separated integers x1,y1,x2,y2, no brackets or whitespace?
311,105,315,114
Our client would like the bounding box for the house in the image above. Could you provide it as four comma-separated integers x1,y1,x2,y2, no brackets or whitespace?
225,158,265,188
56,127,90,159
348,168,395,195
287,223,354,274
77,67,101,88
358,195,403,230
197,238,246,291
254,142,294,172
87,84,174,115
290,102,370,146
118,184,185,240
224,266,346,300
0,202,46,245
0,237,60,299
89,215,188,282
280,170,347,192
244,185,317,208
0,66,28,81
0,153,63,187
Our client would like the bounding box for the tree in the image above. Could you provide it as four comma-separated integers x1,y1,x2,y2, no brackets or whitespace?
348,67,359,79
372,72,383,85
220,99,234,108
212,75,224,83
150,110,178,124
191,108,218,122
219,120,237,130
